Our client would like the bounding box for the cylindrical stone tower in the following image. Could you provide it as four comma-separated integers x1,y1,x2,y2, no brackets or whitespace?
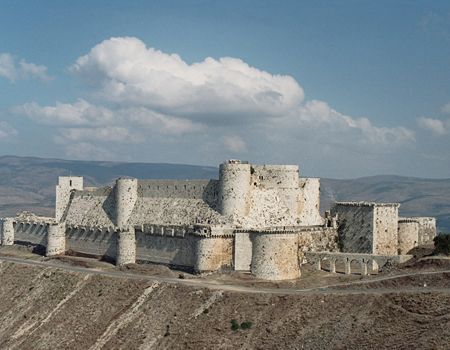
0,218,14,246
250,232,300,280
46,223,66,256
115,178,138,228
194,237,230,272
218,161,251,218
116,228,136,266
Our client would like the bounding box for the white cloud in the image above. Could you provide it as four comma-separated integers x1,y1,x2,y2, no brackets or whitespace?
0,121,17,141
70,37,304,121
12,36,416,166
223,135,247,153
0,53,51,82
0,54,16,81
67,37,413,146
14,99,115,126
418,117,449,135
14,99,201,135
297,100,415,145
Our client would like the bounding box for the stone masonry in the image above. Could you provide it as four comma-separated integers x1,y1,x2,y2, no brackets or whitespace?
0,160,437,280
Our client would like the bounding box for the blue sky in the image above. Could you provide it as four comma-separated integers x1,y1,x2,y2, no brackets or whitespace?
1,0,450,178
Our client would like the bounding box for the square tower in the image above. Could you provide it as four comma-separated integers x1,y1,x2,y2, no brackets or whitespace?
55,176,83,221
331,202,399,255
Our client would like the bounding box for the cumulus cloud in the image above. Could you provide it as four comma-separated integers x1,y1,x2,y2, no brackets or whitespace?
14,99,201,135
418,117,450,135
14,99,114,126
66,37,414,145
70,36,304,121
0,53,52,82
12,36,416,166
298,100,415,144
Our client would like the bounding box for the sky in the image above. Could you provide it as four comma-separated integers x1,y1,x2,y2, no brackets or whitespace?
1,0,450,178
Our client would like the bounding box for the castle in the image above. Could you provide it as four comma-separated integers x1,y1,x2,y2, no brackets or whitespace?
0,160,437,280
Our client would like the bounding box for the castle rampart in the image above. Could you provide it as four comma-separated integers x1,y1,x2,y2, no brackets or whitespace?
331,202,399,255
413,217,436,245
0,160,435,281
298,178,323,226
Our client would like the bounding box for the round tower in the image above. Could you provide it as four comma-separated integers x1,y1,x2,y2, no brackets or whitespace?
46,222,66,256
116,228,136,266
115,178,138,228
193,236,230,272
218,161,251,218
1,218,14,246
250,232,300,280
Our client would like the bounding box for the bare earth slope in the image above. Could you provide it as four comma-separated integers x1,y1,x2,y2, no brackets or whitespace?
1,155,450,231
0,253,449,350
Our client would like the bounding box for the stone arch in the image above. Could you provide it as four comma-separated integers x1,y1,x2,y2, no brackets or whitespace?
367,258,379,274
359,258,368,276
344,257,351,275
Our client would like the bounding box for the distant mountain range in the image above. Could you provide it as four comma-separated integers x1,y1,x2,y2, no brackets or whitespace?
1,155,449,232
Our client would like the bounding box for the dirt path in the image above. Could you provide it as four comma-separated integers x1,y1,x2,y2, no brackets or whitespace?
1,255,449,295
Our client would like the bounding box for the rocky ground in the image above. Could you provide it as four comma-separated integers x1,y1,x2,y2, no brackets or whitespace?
0,246,449,350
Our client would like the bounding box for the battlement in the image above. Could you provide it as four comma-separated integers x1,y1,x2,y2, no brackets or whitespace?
335,201,400,208
0,160,435,281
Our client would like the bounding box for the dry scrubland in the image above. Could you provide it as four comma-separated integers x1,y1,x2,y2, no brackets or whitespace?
0,248,449,350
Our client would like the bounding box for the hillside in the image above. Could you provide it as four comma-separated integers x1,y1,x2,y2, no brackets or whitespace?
0,250,449,350
1,155,449,231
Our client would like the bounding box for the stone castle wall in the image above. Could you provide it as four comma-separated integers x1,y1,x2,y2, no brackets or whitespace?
65,226,117,260
13,221,48,246
331,203,374,253
398,218,419,254
138,179,219,201
298,178,323,226
373,205,399,255
234,231,252,271
414,217,436,245
297,227,339,263
135,230,195,268
2,161,436,281
64,187,115,227
331,202,399,255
